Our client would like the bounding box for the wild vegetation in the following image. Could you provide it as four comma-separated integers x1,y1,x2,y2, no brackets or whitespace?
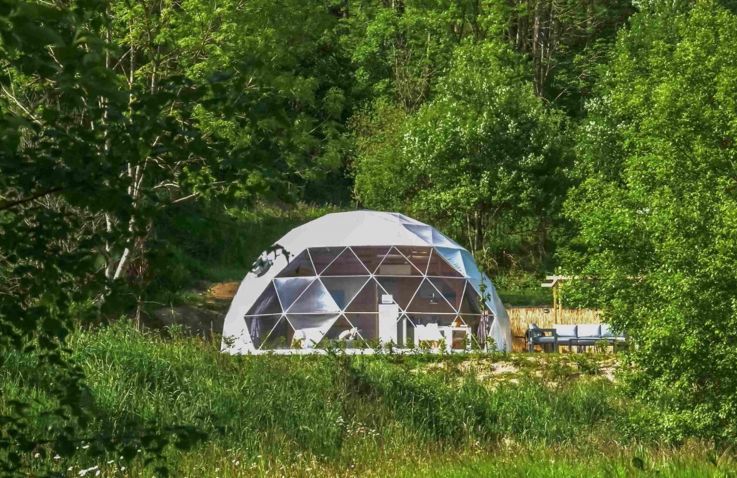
3,322,735,477
2,0,737,476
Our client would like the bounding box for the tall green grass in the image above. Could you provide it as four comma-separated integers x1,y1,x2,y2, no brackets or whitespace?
347,356,620,445
2,321,733,476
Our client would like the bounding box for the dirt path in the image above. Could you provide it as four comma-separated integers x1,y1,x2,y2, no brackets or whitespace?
207,281,239,300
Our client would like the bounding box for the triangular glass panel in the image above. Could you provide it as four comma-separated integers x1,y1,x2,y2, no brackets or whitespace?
345,279,379,312
406,279,455,313
375,247,422,276
321,315,356,340
321,247,370,276
436,247,466,276
459,283,483,315
396,246,431,274
352,246,391,274
317,315,368,349
277,250,315,277
461,250,482,281
321,276,370,309
258,316,295,350
426,248,463,277
273,277,313,310
344,313,379,343
429,277,466,312
245,316,267,348
462,314,481,333
308,247,344,274
431,228,460,248
469,332,482,351
376,276,423,310
403,224,433,244
286,314,338,348
246,282,283,315
287,280,340,313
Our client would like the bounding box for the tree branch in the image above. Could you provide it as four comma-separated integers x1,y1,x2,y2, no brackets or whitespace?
0,187,64,211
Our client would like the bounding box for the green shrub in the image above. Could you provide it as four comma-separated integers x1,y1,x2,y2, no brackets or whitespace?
564,2,737,444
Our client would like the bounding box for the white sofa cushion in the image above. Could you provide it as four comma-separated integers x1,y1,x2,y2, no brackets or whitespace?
577,324,601,338
554,324,577,337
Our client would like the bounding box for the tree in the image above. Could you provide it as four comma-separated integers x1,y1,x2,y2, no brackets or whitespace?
564,1,737,442
345,0,633,116
354,42,569,271
96,0,354,301
0,1,220,473
499,0,633,115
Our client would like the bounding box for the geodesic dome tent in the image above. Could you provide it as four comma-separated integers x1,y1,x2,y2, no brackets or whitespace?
221,211,511,354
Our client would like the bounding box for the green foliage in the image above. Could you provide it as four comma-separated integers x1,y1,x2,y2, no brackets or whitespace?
0,1,211,474
348,356,617,444
564,1,737,442
161,0,354,196
145,202,340,298
354,41,570,272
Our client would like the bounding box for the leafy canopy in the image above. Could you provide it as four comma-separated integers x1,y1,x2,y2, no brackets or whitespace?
354,41,569,270
564,0,737,442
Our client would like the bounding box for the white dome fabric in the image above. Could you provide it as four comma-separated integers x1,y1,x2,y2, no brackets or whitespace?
221,211,511,353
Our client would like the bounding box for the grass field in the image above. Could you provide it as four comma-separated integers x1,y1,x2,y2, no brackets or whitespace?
2,322,735,477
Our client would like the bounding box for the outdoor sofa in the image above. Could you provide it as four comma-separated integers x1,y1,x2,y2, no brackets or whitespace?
526,323,626,352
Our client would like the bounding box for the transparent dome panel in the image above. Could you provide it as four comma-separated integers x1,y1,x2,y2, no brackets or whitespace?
321,276,370,309
308,247,344,274
246,282,283,315
459,286,483,314
344,313,379,342
375,247,422,276
376,276,423,309
396,246,431,274
286,314,339,348
287,280,340,314
273,277,313,310
352,246,391,274
318,315,368,349
322,248,370,276
426,249,463,277
277,250,315,277
257,316,294,350
345,280,380,312
406,279,455,313
429,277,466,312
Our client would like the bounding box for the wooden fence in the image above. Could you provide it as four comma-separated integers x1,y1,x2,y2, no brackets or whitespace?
507,307,602,352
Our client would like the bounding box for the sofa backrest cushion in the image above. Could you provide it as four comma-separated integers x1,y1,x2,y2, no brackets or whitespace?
554,324,577,337
577,324,601,338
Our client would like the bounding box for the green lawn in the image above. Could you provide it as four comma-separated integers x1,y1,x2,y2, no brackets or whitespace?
2,322,733,477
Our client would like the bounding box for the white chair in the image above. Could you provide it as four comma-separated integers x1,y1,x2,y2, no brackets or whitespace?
338,327,359,341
